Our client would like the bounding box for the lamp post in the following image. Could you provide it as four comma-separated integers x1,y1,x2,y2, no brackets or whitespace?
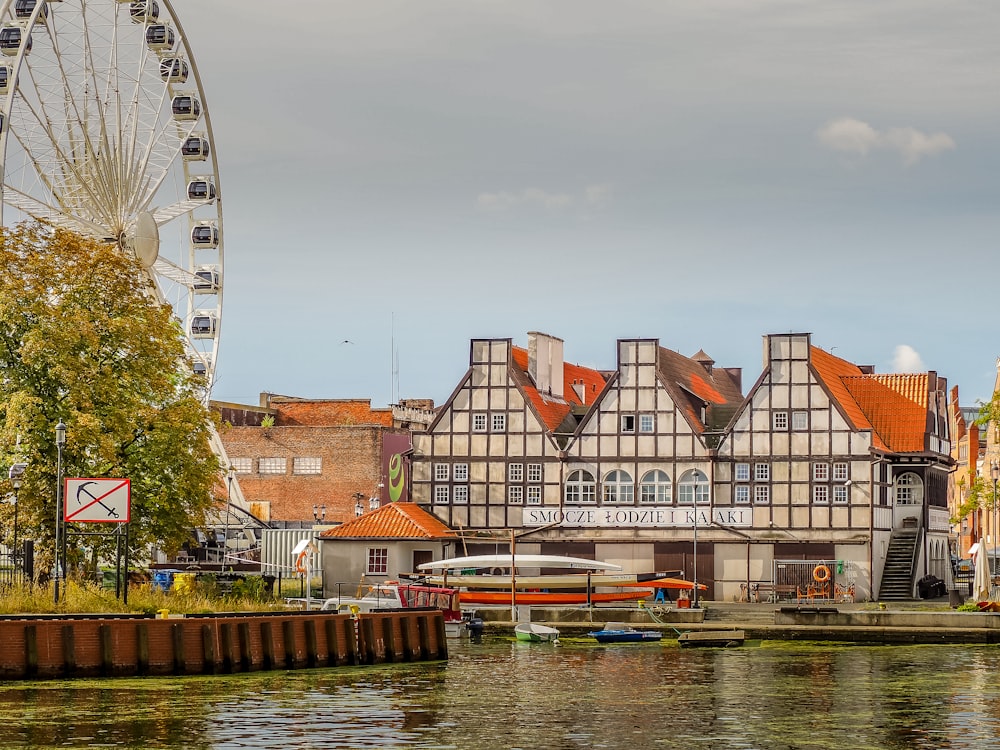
312,504,326,523
353,492,364,517
992,461,999,583
54,419,66,603
8,463,25,571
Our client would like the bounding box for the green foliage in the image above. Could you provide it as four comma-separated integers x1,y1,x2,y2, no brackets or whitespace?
956,602,981,612
229,574,270,602
0,222,222,571
259,414,274,429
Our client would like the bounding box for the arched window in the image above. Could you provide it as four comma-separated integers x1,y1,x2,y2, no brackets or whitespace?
602,470,634,504
565,470,596,504
640,470,671,504
894,473,923,505
678,469,710,505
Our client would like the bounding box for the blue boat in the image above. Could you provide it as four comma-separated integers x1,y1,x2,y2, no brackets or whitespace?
588,623,663,644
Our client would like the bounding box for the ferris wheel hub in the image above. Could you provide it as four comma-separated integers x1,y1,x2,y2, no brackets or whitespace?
128,211,160,268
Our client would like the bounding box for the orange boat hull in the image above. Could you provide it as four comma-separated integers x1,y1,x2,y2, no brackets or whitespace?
459,590,651,605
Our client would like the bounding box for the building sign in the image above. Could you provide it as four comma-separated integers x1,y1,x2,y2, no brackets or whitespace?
522,506,752,529
65,478,131,522
381,432,412,504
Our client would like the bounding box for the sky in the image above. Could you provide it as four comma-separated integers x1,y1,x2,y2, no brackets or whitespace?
174,1,1000,410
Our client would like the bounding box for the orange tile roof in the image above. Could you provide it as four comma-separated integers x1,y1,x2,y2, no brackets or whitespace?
811,346,930,453
510,347,607,432
656,347,744,433
319,502,457,540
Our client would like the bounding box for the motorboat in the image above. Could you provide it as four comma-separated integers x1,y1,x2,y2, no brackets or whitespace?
588,623,663,644
514,622,561,643
321,581,468,637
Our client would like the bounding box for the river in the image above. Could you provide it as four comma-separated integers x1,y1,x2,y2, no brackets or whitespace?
0,636,997,749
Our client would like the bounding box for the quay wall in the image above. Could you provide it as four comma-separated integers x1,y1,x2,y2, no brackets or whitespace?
0,610,447,680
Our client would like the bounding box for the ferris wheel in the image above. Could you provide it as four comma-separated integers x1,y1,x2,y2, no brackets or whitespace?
0,0,223,391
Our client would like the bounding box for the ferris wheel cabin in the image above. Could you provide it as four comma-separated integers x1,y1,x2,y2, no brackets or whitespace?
171,93,201,120
14,0,47,22
182,134,210,161
0,65,12,94
145,24,175,53
159,57,189,84
187,178,217,202
190,313,218,339
193,267,220,294
129,0,159,23
191,221,219,248
0,26,31,56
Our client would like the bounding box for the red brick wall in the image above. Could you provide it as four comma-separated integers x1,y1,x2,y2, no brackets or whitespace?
270,399,393,428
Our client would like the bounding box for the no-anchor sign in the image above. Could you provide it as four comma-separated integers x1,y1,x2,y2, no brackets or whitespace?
65,478,131,522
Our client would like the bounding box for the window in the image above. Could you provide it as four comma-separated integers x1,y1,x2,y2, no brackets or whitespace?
813,485,829,504
735,485,750,505
621,415,636,433
492,413,506,432
527,463,542,483
640,470,671,504
258,457,286,475
735,463,750,482
565,470,596,503
453,463,469,481
508,463,523,482
602,470,634,504
366,548,388,575
453,486,469,504
833,463,849,481
772,411,788,430
894,473,924,505
833,485,849,504
639,414,655,433
472,413,487,432
813,463,829,481
292,457,322,475
753,485,770,504
434,463,449,481
792,411,808,430
754,463,770,481
678,469,710,505
434,486,449,504
527,486,542,505
231,457,253,474
508,486,523,504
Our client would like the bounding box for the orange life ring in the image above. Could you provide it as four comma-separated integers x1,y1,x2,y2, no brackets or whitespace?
295,551,308,574
813,564,831,583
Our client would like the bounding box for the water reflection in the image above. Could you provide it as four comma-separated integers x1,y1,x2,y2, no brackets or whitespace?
0,639,997,748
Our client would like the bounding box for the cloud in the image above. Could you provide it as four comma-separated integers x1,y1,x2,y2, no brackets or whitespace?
891,344,925,373
817,118,955,165
476,183,613,212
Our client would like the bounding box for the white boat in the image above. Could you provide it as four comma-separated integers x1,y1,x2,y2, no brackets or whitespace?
421,572,658,589
321,582,468,637
515,622,561,643
417,554,623,572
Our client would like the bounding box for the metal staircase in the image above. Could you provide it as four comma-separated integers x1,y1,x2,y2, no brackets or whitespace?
878,529,920,601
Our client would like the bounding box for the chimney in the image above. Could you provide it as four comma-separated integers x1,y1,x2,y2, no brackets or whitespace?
572,379,586,404
528,331,564,399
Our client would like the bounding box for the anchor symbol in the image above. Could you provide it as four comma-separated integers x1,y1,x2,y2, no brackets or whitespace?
76,480,120,519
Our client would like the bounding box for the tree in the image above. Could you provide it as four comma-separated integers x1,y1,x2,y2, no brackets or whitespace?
0,222,221,573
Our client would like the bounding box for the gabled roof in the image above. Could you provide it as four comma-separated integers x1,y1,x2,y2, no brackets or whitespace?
510,347,607,432
657,347,744,433
319,502,457,540
811,346,931,454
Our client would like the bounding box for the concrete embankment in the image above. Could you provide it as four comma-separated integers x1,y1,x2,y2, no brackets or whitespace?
0,610,448,680
478,602,1000,644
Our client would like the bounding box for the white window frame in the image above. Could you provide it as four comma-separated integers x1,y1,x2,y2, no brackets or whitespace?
366,547,389,575
292,457,322,475
472,413,487,432
602,470,634,504
639,414,655,433
894,473,924,505
508,463,523,482
639,470,671,504
434,485,449,504
753,485,770,505
833,462,849,481
565,470,596,504
508,486,523,504
735,485,750,505
526,486,542,505
434,463,449,482
792,411,808,430
813,485,830,504
621,414,636,433
678,469,710,505
772,411,788,431
527,463,542,483
813,463,829,481
754,463,770,481
833,485,849,504
453,463,469,482
258,457,286,475
492,413,506,432
231,457,253,474
453,486,469,504
735,463,750,482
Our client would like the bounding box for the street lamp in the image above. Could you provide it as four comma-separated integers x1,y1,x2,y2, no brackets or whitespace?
54,419,66,603
312,504,326,523
353,492,364,517
8,462,26,570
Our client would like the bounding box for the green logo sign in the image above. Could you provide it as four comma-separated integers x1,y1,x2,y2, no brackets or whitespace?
388,453,405,502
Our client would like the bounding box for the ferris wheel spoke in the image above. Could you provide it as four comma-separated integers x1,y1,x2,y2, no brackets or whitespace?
152,198,208,226
152,256,200,287
2,186,107,236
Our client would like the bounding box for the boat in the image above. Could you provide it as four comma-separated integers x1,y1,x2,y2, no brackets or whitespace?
417,554,623,573
321,582,468,637
588,623,663,643
514,622,561,642
677,630,745,648
459,589,651,605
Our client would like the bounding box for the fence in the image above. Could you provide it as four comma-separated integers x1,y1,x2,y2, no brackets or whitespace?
0,548,29,589
767,559,858,603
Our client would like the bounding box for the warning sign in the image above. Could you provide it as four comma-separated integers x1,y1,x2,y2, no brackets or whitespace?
65,478,131,522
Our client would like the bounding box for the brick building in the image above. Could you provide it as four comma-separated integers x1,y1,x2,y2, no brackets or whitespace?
214,394,434,526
